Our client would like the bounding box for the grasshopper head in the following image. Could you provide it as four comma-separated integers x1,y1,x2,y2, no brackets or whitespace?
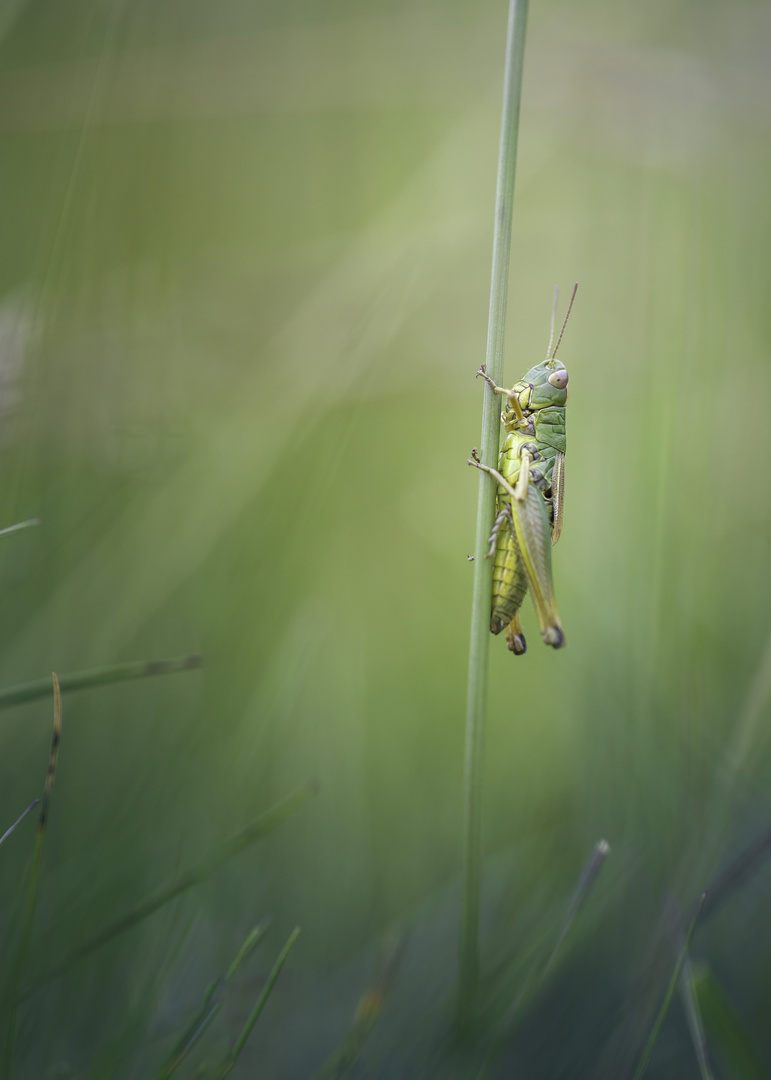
516,359,568,412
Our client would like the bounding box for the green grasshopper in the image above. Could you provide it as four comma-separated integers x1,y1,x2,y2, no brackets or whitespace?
469,284,576,655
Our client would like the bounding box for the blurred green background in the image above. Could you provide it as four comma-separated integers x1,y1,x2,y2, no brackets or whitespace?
1,0,771,1076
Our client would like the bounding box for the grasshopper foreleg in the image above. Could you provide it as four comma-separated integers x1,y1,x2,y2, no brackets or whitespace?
468,448,520,506
475,366,525,422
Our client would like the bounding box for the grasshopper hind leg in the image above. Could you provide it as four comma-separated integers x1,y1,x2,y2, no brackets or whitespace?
505,615,527,655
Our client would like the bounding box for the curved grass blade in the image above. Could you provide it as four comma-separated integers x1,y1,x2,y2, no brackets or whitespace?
692,963,766,1080
0,799,39,848
631,893,707,1080
21,782,316,997
0,519,41,539
153,918,272,1080
460,0,529,1031
699,821,771,922
475,840,611,1080
2,674,62,1080
664,898,714,1080
0,653,202,711
215,926,301,1078
544,839,610,976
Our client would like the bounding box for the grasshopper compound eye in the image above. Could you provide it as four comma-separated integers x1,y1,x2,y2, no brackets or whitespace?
548,369,568,389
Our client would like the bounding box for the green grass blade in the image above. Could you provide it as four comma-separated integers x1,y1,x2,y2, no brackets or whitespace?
699,822,771,922
544,839,611,975
215,926,301,1078
458,0,529,1032
631,893,707,1080
153,917,272,1080
2,673,62,1080
663,897,714,1080
226,919,273,980
693,964,766,1080
0,653,202,711
679,957,715,1080
21,784,315,997
0,799,39,848
473,840,611,1080
0,518,41,538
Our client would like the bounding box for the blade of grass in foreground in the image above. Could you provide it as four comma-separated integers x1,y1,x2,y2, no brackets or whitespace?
474,840,611,1080
153,918,273,1080
631,893,706,1080
0,799,39,848
214,926,301,1079
664,898,714,1080
1,674,62,1080
21,782,316,997
0,518,41,538
699,820,771,922
0,653,202,711
458,0,529,1031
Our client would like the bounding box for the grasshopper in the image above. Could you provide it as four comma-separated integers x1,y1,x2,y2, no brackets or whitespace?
469,285,576,655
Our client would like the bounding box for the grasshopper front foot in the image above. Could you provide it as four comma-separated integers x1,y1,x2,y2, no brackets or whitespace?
475,365,498,392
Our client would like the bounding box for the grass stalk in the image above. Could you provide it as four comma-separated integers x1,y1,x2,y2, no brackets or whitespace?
2,674,62,1080
458,0,529,1031
631,893,706,1080
0,800,39,849
215,926,301,1078
0,653,202,711
21,782,316,997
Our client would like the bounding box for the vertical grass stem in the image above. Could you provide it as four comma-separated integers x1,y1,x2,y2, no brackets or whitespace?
458,0,529,1031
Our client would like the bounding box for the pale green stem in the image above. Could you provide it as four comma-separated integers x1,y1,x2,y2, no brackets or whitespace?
457,0,529,1031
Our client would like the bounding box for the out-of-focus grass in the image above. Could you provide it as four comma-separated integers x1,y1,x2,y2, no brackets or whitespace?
0,0,770,1076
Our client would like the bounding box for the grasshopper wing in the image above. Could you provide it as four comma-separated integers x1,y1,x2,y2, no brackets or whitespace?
510,483,565,648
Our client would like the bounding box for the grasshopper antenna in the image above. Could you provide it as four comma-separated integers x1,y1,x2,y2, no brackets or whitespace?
546,285,559,358
551,282,578,359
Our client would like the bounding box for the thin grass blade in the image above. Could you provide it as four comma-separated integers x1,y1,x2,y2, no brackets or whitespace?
2,674,63,1079
663,897,714,1080
0,799,40,848
215,926,301,1078
22,783,315,996
153,918,272,1080
692,963,766,1080
0,518,41,538
544,839,610,975
631,893,707,1080
699,822,771,922
474,840,611,1080
0,653,202,711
